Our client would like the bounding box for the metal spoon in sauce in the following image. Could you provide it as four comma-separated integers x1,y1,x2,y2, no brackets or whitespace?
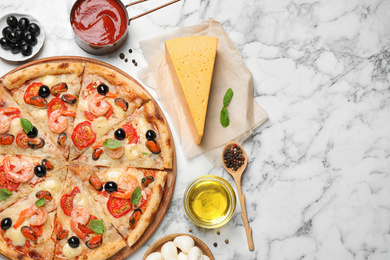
222,141,254,251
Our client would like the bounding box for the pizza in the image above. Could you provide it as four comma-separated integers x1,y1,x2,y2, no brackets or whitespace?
3,62,84,160
70,63,150,160
0,59,174,260
0,87,65,160
70,164,167,246
76,100,173,169
54,174,126,260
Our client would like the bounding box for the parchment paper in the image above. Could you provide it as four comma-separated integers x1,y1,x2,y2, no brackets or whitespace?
138,19,268,167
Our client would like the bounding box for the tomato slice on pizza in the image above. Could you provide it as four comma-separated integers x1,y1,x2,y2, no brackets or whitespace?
70,164,166,246
69,63,149,160
54,174,126,260
75,101,173,169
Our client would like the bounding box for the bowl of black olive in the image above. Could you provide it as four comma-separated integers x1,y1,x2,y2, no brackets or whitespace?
0,13,45,62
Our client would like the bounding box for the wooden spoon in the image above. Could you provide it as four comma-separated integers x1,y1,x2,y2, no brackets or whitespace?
222,141,254,251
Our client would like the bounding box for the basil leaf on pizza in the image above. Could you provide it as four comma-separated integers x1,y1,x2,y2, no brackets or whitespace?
20,118,33,134
0,188,12,201
88,219,105,234
35,197,46,207
103,139,123,149
131,186,142,206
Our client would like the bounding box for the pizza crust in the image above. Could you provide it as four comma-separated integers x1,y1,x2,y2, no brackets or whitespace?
3,62,85,90
84,63,150,101
144,101,173,169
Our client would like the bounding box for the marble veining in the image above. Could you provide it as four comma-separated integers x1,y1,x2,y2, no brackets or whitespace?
0,0,389,259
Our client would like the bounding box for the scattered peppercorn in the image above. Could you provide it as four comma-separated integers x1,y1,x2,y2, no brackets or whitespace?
213,242,217,247
223,144,245,171
225,239,229,244
132,59,135,63
216,231,220,235
129,48,132,53
119,53,125,59
188,228,192,232
134,62,138,66
125,58,128,62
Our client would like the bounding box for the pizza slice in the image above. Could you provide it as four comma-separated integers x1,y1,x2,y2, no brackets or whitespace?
0,87,65,160
54,173,126,260
75,100,173,169
2,62,85,159
0,155,67,212
0,166,66,260
70,164,167,247
69,62,150,160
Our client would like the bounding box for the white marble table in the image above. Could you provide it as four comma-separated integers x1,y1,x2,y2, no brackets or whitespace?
1,0,390,259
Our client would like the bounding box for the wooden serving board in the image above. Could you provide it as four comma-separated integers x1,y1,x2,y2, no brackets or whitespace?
143,233,215,260
0,56,177,259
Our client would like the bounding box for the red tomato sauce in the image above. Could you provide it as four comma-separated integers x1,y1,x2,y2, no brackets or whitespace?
71,0,128,46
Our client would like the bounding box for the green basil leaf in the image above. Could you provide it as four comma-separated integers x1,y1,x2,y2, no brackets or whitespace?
223,88,234,107
0,188,12,201
131,186,142,206
88,219,105,234
35,197,45,207
220,107,230,128
103,139,123,149
20,118,33,134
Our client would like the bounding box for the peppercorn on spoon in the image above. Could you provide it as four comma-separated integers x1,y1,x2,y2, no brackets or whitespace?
222,141,254,251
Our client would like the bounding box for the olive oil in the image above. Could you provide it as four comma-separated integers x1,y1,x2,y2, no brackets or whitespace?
185,176,236,228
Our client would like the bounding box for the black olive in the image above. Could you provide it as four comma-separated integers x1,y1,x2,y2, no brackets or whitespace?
97,83,109,96
24,33,37,46
18,17,30,31
2,27,12,38
14,29,24,42
34,165,46,178
104,181,118,192
1,218,12,230
27,126,38,138
145,130,156,141
38,85,50,98
10,43,20,54
21,44,32,56
114,128,126,140
6,31,19,43
27,23,40,36
68,236,80,248
6,16,18,28
0,37,11,50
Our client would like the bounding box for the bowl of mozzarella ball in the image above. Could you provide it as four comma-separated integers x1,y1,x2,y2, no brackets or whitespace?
143,234,214,260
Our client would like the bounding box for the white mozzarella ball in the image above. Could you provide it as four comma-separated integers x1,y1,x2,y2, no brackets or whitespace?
145,252,163,260
178,252,188,260
161,241,178,258
165,258,179,260
173,235,195,254
187,246,202,260
202,255,211,260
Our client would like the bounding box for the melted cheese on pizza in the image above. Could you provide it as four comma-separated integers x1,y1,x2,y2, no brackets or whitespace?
62,243,83,258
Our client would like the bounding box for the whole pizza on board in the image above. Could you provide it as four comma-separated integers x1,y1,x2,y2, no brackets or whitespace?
0,58,174,260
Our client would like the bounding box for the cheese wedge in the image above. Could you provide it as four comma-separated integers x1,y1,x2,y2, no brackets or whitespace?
165,36,218,144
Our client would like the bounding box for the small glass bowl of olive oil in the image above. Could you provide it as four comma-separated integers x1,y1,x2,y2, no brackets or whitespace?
183,175,236,229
